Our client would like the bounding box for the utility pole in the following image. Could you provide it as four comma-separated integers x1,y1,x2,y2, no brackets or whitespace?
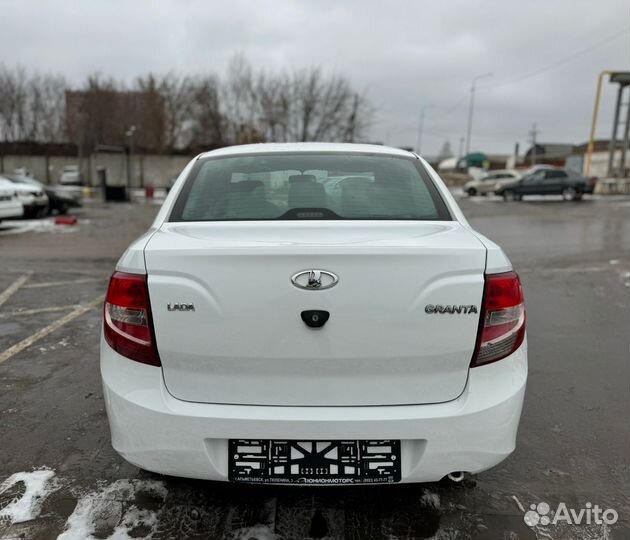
416,105,434,155
620,94,630,177
457,136,465,166
528,123,539,165
465,72,493,155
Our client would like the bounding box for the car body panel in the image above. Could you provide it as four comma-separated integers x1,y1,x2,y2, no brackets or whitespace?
101,335,527,483
0,175,49,216
496,168,588,198
464,169,521,195
145,220,487,406
0,179,23,219
103,143,526,483
59,165,83,185
5,175,82,214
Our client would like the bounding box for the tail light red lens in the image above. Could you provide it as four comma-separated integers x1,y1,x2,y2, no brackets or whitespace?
471,271,525,367
104,271,161,366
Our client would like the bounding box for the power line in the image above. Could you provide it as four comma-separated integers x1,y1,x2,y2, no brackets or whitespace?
375,27,630,148
482,27,630,90
426,94,469,119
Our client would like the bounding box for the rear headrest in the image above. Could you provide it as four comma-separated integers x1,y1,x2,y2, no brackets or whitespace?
288,174,316,184
228,180,264,193
288,180,326,208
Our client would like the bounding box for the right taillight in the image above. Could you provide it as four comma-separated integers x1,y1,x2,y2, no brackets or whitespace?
103,271,161,366
471,271,525,367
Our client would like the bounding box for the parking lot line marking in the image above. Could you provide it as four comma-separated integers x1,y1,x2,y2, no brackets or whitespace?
0,272,33,307
0,305,79,319
0,295,104,366
23,278,107,289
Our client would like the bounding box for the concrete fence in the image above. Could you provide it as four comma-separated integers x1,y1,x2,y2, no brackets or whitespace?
0,152,194,188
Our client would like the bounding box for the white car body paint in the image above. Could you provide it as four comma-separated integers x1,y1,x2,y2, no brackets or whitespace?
101,143,527,484
0,176,48,216
463,169,522,196
0,179,23,220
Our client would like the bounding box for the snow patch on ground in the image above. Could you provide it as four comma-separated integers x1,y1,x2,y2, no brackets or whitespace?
230,524,281,540
57,479,167,540
0,218,79,235
421,490,441,509
0,468,57,525
528,521,613,540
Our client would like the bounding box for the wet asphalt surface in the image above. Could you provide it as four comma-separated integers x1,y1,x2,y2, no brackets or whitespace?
0,194,628,539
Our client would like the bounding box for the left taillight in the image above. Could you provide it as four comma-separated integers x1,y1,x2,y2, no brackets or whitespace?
104,271,161,366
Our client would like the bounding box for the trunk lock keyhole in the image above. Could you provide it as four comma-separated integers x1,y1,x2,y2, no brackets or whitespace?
301,310,330,328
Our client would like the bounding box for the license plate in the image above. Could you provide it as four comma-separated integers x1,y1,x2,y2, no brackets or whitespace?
228,439,401,485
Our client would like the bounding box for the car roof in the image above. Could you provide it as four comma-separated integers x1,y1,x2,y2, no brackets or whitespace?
198,142,416,159
2,174,32,183
0,174,41,188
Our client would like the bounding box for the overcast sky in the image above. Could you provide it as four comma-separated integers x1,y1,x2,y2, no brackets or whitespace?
2,0,629,155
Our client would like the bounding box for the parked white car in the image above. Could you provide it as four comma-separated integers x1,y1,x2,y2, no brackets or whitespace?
101,143,527,485
464,169,521,196
0,178,23,221
59,165,83,185
0,175,48,218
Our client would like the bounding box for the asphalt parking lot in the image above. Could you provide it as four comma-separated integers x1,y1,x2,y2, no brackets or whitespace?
0,194,628,540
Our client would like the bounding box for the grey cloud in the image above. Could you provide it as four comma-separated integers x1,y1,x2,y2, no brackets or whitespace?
1,0,628,155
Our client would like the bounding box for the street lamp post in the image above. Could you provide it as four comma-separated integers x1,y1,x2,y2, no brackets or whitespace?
125,125,136,189
465,73,493,155
416,105,434,155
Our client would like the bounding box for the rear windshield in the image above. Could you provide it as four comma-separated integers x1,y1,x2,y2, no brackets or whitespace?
170,152,451,221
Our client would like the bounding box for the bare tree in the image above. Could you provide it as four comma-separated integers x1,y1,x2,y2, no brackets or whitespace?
134,73,167,151
158,73,194,148
33,74,67,142
0,66,29,141
254,70,291,142
0,58,372,149
220,56,372,144
221,55,259,143
188,74,226,147
0,66,67,143
285,67,371,143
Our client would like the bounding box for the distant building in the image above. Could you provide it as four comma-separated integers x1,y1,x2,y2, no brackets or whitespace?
567,140,630,178
524,143,575,166
65,89,166,152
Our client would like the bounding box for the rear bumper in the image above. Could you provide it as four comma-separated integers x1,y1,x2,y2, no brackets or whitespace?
101,337,527,484
22,199,49,214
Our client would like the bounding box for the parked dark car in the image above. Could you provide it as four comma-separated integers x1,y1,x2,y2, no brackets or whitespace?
494,168,593,201
43,185,82,214
3,174,82,214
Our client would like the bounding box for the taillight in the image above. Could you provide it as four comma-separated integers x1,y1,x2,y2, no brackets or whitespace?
104,271,161,366
471,271,525,367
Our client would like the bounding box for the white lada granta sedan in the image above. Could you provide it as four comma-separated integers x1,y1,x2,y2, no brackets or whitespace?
101,143,527,485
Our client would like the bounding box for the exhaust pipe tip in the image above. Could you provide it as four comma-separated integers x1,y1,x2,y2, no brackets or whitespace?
447,471,466,483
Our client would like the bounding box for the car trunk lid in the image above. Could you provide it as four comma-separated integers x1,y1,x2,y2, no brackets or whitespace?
144,221,486,406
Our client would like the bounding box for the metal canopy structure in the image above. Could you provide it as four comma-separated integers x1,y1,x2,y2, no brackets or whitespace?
608,72,630,177
586,70,630,178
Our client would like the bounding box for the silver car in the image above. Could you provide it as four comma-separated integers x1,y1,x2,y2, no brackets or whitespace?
464,169,521,196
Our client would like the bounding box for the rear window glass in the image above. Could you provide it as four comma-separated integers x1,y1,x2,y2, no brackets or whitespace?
170,153,450,221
